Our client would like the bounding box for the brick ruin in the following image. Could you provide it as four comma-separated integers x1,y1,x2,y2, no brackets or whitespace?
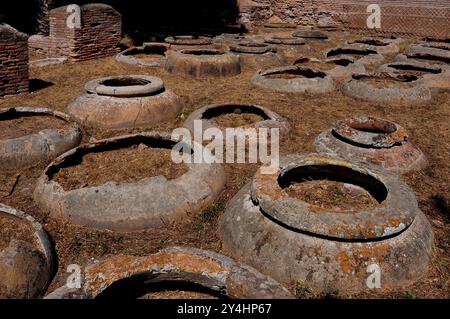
238,0,450,38
29,3,121,62
0,24,29,97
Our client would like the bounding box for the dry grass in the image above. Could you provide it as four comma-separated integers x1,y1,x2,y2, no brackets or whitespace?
0,30,449,299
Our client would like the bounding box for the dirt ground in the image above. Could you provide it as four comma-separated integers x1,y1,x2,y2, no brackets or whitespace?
285,180,379,212
0,114,68,140
53,146,188,190
0,214,38,251
0,30,449,299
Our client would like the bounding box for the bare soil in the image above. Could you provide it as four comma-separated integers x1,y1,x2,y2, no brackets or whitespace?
0,30,447,299
0,115,68,140
53,145,188,191
285,180,378,212
0,214,37,251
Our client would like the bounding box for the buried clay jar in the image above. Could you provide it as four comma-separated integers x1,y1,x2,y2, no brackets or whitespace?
165,49,241,77
67,75,183,129
182,103,290,136
116,42,169,67
219,153,433,295
33,132,226,232
315,116,428,173
0,107,82,171
0,204,54,298
230,42,285,68
325,46,385,68
342,72,432,105
379,60,450,92
252,65,335,94
44,246,294,299
294,56,366,82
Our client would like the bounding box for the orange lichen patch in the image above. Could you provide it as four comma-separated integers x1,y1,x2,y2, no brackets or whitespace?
85,252,227,294
337,244,390,274
386,126,408,144
326,217,402,239
362,220,378,238
337,251,354,273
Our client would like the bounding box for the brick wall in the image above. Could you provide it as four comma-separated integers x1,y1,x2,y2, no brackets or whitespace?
329,1,450,38
238,0,337,27
29,3,122,62
0,24,29,98
238,0,450,38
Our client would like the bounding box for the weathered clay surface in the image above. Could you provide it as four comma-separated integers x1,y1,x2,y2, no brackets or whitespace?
165,36,213,46
263,22,297,31
295,56,366,82
252,65,335,94
347,37,403,56
33,132,226,232
116,43,169,68
230,42,285,68
264,36,313,60
419,40,450,52
165,49,241,77
45,246,294,299
325,45,385,68
219,154,433,294
341,73,432,105
0,204,54,298
404,44,450,64
251,154,417,239
379,61,450,92
315,116,428,173
0,107,82,171
183,103,290,136
213,34,264,48
67,75,183,129
292,30,328,40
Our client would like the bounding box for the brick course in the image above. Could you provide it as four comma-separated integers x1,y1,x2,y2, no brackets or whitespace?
239,0,450,38
0,24,29,97
29,3,122,62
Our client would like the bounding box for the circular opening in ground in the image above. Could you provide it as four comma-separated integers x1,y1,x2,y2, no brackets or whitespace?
292,31,328,39
181,49,225,56
202,104,270,128
409,54,450,65
294,58,336,71
353,74,418,89
277,164,388,212
49,136,190,191
239,42,268,48
95,275,225,299
328,58,354,67
388,63,442,76
0,110,69,140
354,39,388,46
347,118,397,134
264,67,326,79
101,77,151,87
327,48,377,58
125,46,167,60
